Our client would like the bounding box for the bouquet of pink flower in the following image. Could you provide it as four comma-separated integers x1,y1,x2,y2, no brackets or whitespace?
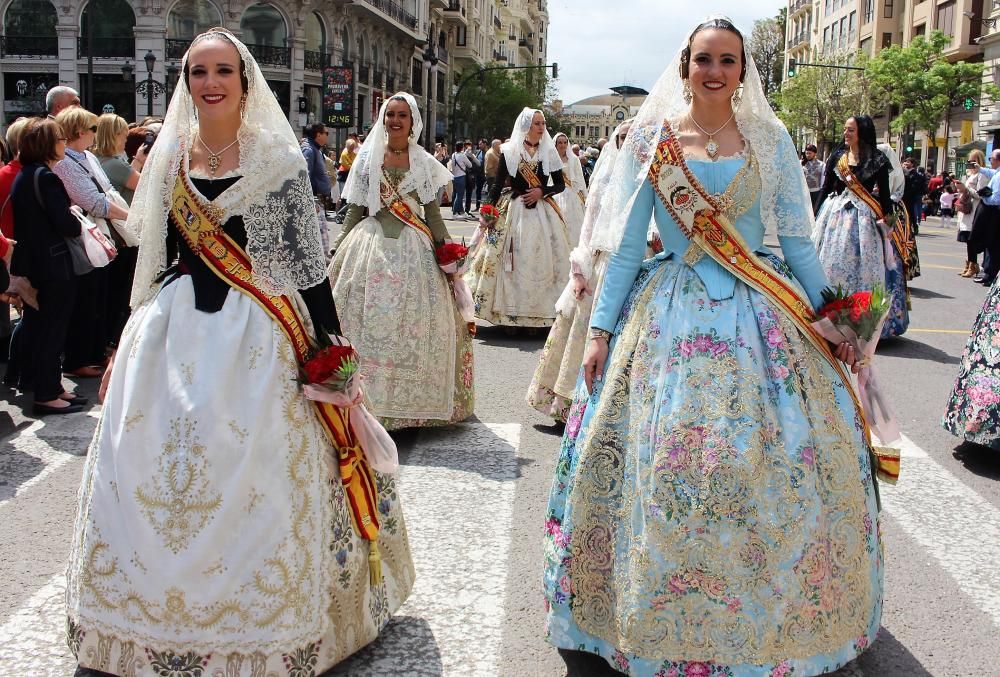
301,334,398,473
811,284,900,478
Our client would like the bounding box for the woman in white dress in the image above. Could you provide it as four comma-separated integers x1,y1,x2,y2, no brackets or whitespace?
327,93,474,430
67,29,414,675
553,132,587,246
466,108,571,328
527,121,629,422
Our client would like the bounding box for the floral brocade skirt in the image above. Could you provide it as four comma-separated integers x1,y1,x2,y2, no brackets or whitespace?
466,194,571,327
66,278,415,676
328,219,474,431
813,194,909,338
544,255,883,677
527,251,608,423
943,280,1000,448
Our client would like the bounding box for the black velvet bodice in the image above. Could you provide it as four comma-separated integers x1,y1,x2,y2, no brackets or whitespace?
486,152,565,208
818,147,893,217
164,175,340,334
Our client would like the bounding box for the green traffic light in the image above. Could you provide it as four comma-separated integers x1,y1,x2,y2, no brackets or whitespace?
787,58,797,78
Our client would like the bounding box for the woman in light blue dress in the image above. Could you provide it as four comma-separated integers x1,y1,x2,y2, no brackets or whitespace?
543,18,883,677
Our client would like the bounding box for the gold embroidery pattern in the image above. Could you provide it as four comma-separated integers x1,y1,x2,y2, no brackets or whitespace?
247,345,264,371
134,418,223,554
123,412,144,433
567,262,876,664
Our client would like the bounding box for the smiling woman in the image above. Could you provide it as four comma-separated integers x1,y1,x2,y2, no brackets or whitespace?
542,16,884,677
65,28,415,676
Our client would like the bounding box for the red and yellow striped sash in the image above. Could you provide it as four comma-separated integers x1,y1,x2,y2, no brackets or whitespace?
836,153,884,220
379,173,434,242
519,160,565,223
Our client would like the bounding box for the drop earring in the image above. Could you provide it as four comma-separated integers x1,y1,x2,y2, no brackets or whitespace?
683,80,692,105
731,85,743,110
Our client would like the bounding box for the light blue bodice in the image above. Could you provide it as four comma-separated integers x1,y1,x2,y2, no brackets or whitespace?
591,156,829,332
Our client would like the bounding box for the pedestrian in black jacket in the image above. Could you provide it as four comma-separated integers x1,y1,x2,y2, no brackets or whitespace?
9,118,86,415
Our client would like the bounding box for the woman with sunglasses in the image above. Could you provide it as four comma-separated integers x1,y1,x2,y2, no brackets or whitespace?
52,107,130,380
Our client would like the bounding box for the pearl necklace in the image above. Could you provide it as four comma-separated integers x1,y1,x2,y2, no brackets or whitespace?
197,133,239,176
688,111,736,160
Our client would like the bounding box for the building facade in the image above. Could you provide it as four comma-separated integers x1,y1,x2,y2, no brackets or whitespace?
785,0,986,170
555,89,645,148
0,0,547,147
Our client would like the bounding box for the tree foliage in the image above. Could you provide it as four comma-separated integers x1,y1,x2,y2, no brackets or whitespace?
866,31,992,159
452,67,550,143
776,52,883,153
749,12,785,103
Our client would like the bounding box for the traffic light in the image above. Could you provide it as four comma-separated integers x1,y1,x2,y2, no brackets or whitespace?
551,62,558,79
787,58,797,78
903,133,914,153
963,97,976,111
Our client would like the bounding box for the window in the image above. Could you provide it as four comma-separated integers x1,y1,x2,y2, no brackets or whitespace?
862,0,873,23
849,11,856,43
166,0,222,40
914,23,926,37
411,58,422,95
457,25,467,46
839,16,847,49
884,0,893,18
882,31,893,48
240,3,286,47
823,26,830,54
936,1,955,36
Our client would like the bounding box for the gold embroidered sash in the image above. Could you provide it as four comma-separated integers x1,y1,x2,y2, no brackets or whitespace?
519,160,565,223
169,168,384,577
648,120,898,482
836,153,885,220
379,172,434,242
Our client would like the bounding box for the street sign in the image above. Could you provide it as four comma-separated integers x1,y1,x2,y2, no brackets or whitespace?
323,66,354,129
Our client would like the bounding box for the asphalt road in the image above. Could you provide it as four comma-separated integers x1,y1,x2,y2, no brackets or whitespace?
0,213,997,676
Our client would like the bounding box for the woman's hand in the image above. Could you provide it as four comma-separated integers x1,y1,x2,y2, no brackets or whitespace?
582,336,609,393
98,351,115,403
522,187,543,207
833,341,860,374
572,273,590,300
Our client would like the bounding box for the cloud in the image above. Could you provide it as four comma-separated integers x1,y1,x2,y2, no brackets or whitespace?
547,0,783,104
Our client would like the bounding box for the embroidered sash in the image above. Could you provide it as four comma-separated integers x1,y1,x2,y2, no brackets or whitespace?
648,120,899,484
379,171,434,242
836,153,884,220
888,202,915,281
169,167,384,575
518,160,565,222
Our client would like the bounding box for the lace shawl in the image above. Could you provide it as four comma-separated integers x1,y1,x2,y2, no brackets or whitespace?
126,30,327,307
501,108,562,178
342,92,453,215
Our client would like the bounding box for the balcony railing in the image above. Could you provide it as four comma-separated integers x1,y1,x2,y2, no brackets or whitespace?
494,15,502,29
77,36,134,58
0,35,57,58
166,38,190,59
245,43,290,67
790,31,809,46
304,49,330,71
356,0,419,29
445,0,464,13
791,0,810,11
494,50,507,61
518,38,528,47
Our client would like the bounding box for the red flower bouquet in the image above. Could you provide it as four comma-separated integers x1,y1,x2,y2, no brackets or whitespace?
435,240,477,335
812,284,901,468
301,335,398,473
479,203,500,230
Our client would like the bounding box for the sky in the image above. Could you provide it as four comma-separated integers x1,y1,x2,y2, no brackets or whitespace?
546,0,785,105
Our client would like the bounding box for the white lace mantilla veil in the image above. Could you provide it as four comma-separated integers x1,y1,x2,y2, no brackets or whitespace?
568,120,630,279
341,91,453,215
589,15,814,255
554,132,588,196
878,142,906,202
500,107,563,177
125,28,327,307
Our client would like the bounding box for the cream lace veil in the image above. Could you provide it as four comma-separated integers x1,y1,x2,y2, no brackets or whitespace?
878,143,905,202
554,132,588,196
126,28,327,307
500,107,562,177
589,15,813,254
342,92,453,215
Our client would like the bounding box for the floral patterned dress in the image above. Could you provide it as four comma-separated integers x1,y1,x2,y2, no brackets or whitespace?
942,280,1000,448
544,155,883,676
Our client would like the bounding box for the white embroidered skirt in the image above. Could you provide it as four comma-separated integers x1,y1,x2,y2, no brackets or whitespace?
328,218,460,422
66,276,414,676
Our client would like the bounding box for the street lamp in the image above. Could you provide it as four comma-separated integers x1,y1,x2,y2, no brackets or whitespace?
421,40,438,148
122,50,168,118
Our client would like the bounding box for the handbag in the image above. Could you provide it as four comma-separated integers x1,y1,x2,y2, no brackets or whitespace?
33,167,115,275
956,194,972,214
71,153,138,247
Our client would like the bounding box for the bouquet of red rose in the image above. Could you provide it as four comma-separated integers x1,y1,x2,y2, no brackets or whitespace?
436,240,477,334
479,203,501,230
811,284,901,454
301,335,398,473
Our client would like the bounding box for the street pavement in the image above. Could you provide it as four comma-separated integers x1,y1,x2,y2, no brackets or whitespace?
0,213,998,676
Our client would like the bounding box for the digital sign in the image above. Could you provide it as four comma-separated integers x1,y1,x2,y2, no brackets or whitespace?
323,66,354,128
